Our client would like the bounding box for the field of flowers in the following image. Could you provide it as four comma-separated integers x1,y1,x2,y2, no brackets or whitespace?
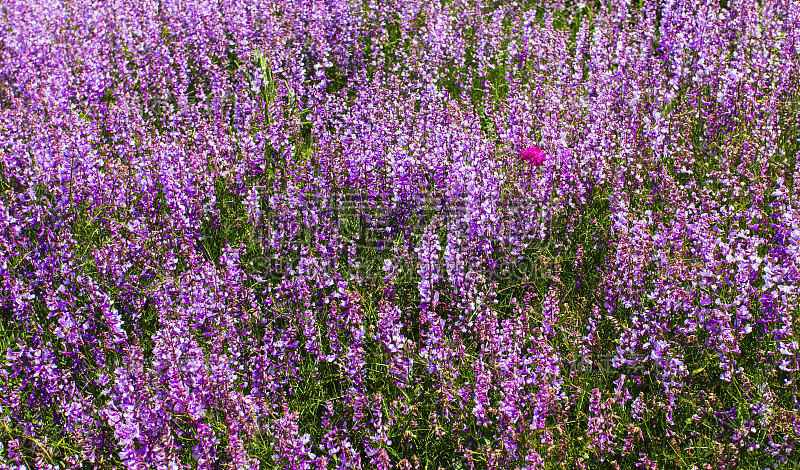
1,0,799,468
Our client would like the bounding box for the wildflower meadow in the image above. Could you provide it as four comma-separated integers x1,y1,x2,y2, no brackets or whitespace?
1,0,799,468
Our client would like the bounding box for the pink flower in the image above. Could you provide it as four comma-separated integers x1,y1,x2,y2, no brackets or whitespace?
520,146,546,166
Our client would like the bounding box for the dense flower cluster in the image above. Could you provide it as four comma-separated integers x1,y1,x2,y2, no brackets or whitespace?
1,0,799,468
519,147,546,167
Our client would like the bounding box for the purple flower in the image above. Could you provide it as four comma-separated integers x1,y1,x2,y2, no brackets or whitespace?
519,146,546,166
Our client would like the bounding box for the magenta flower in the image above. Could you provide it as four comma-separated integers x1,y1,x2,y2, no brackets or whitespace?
520,146,546,166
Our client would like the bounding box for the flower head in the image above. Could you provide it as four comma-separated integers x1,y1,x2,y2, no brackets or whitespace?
520,146,546,166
